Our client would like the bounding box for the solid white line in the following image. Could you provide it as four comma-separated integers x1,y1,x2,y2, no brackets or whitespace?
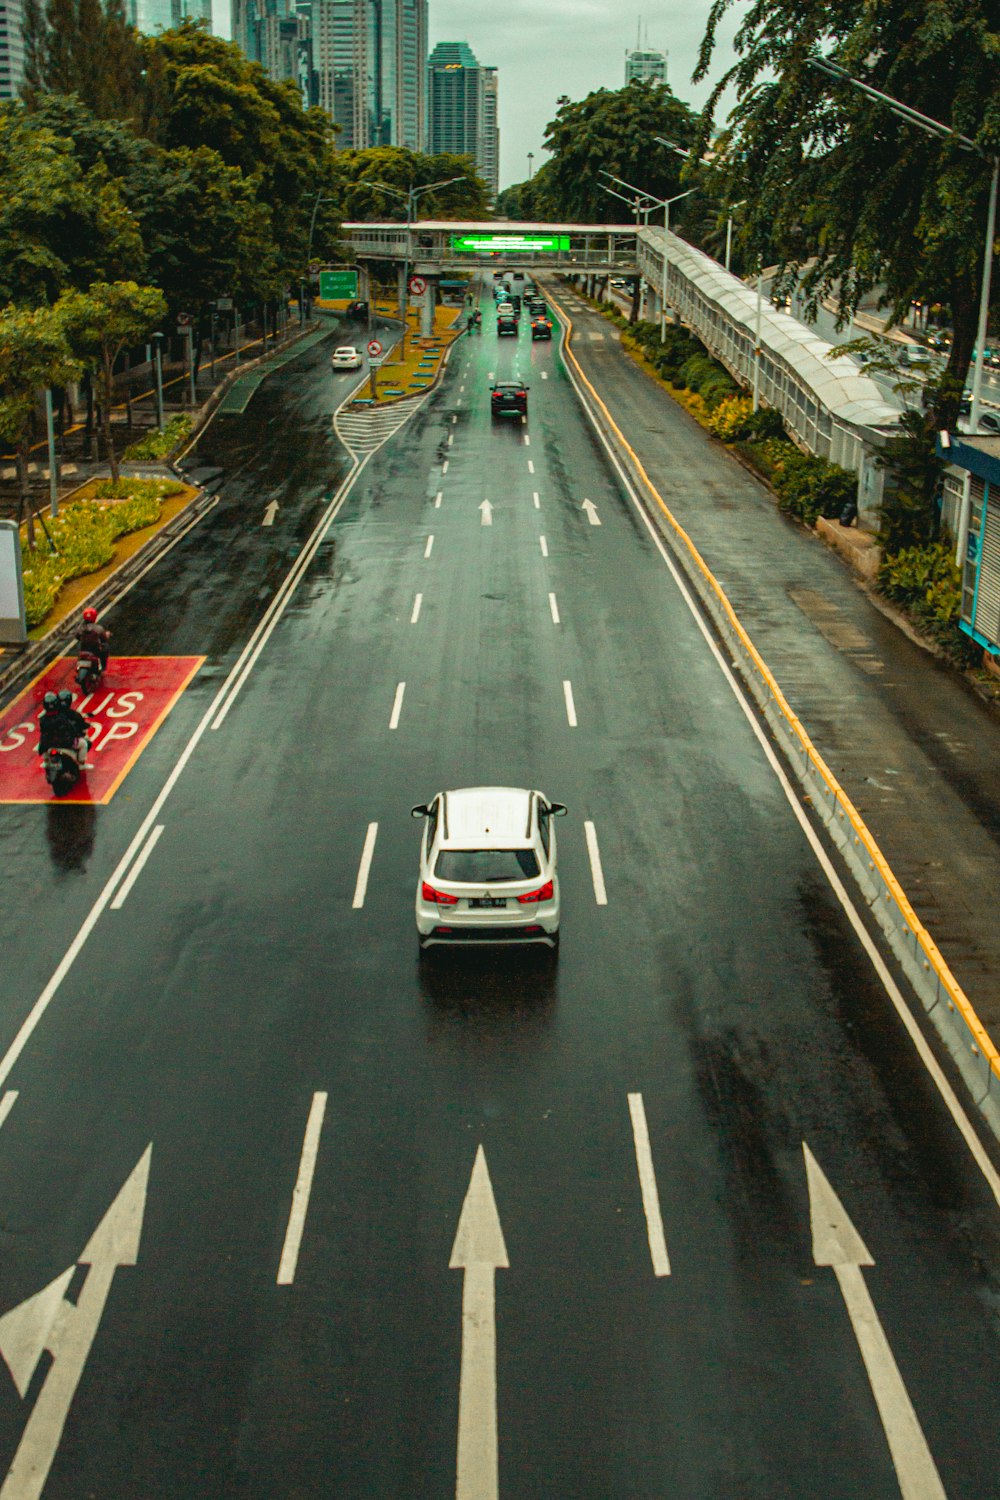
411,593,423,624
109,825,165,911
627,1093,671,1276
276,1091,328,1285
562,680,577,727
0,1091,18,1131
539,536,548,557
424,534,434,558
389,681,406,729
532,492,540,509
442,459,449,474
584,821,607,905
352,822,379,908
527,459,535,474
557,313,1000,1205
548,592,560,624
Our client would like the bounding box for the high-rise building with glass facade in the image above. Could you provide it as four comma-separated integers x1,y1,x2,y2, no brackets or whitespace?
624,47,668,85
426,41,499,197
0,0,25,101
128,0,210,32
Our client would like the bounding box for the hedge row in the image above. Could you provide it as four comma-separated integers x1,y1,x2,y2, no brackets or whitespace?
22,478,183,628
122,414,193,462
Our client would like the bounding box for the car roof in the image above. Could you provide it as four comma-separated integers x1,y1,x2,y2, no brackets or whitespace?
439,787,536,847
334,345,358,353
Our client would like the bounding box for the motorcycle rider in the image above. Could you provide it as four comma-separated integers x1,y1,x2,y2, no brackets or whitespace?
36,692,64,754
77,606,111,673
54,688,93,767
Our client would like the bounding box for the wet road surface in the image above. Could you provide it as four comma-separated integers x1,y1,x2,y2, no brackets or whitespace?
0,292,999,1498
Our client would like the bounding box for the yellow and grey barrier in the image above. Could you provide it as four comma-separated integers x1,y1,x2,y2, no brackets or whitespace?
547,286,1000,1135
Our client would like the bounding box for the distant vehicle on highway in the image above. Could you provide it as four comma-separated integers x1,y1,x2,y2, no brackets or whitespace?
411,786,566,950
496,314,518,337
531,316,552,340
490,381,528,417
527,298,547,317
344,301,369,320
977,411,1000,434
331,345,363,370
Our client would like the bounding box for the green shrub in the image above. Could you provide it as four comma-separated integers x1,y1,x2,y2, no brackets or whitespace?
122,414,192,461
772,452,856,525
744,405,785,441
708,396,755,440
878,540,981,662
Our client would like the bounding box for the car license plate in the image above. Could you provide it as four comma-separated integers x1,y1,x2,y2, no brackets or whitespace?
470,897,506,909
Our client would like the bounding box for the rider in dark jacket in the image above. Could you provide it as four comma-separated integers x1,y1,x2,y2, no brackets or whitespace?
77,606,111,670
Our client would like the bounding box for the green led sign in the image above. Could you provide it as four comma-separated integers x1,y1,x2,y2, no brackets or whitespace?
450,233,571,253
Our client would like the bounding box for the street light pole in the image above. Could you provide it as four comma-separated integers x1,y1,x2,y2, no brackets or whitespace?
370,176,465,356
753,264,764,411
152,331,164,430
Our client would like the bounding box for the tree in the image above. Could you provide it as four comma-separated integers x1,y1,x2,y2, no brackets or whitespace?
57,281,166,484
0,304,81,545
21,0,148,122
694,0,1000,428
335,147,491,222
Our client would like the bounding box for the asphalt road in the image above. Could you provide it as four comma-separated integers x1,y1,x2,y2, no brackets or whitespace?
1,295,999,1498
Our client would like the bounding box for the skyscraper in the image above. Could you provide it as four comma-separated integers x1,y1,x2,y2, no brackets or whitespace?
0,0,25,100
427,41,499,196
624,47,668,85
308,0,426,149
128,0,211,32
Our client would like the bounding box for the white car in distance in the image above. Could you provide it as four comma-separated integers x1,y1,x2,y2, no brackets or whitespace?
412,786,566,949
331,345,363,370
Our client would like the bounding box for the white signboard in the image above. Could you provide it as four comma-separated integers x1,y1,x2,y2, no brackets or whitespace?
0,520,27,644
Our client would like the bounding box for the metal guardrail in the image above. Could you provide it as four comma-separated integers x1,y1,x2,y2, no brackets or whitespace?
547,286,1000,1141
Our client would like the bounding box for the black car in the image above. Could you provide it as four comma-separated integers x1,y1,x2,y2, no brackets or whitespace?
497,314,518,337
531,316,552,341
491,382,529,418
527,299,547,317
345,300,369,319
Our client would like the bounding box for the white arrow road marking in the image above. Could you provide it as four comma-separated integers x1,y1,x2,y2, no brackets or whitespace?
627,1094,670,1276
109,825,164,911
532,492,540,509
424,535,435,559
548,593,560,625
277,1093,328,1285
539,536,548,557
562,681,577,728
581,499,602,526
352,823,378,909
803,1144,946,1500
479,500,493,526
389,683,406,730
451,1146,508,1500
584,821,607,905
262,500,279,526
0,1146,151,1500
411,593,423,624
0,1092,18,1132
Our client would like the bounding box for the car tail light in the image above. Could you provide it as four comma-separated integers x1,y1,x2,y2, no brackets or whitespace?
517,880,553,904
422,881,458,905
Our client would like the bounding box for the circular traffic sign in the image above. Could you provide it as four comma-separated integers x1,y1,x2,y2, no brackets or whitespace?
408,275,427,296
367,339,383,357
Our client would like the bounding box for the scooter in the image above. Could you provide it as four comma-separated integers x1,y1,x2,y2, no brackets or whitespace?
42,745,82,797
75,650,103,692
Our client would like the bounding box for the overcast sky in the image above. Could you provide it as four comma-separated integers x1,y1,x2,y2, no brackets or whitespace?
211,0,745,191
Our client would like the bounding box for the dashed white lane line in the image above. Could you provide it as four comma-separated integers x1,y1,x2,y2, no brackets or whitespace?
524,434,531,446
539,535,548,557
389,682,406,729
411,593,423,624
488,371,495,380
627,1093,671,1277
528,459,535,474
548,592,560,625
434,491,443,508
533,492,540,509
277,1091,328,1285
584,820,608,905
352,822,379,908
541,371,548,380
109,825,165,911
442,459,449,474
424,535,435,558
452,415,458,423
447,433,454,446
563,680,577,727
0,1091,18,1131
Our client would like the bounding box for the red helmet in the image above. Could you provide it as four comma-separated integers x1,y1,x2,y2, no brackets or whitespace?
82,607,98,623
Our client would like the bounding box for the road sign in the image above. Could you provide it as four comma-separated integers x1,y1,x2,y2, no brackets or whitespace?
176,311,192,328
367,339,383,358
409,275,427,296
319,269,358,300
215,297,233,311
450,232,571,253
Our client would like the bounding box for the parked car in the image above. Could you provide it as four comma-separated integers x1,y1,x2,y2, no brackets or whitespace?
490,381,529,417
331,345,363,370
977,411,1000,434
412,786,566,949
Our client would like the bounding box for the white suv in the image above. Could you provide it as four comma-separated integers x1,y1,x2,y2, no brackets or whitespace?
412,786,566,949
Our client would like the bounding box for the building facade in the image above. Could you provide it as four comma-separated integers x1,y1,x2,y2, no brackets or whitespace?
129,0,211,31
624,47,667,85
292,0,427,148
0,0,25,101
426,41,499,196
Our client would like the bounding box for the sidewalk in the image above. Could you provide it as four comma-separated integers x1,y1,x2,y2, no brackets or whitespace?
546,279,1000,1051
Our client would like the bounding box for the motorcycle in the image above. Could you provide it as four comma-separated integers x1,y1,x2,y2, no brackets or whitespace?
75,650,103,692
42,745,82,797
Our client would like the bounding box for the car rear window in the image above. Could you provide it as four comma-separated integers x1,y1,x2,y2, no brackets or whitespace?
435,848,540,883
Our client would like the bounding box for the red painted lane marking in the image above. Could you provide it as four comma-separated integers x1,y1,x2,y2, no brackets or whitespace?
0,657,204,805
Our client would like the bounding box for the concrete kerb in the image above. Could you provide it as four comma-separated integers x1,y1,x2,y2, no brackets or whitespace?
547,287,1000,1142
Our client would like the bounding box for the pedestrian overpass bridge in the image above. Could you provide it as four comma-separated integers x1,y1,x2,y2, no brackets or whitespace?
340,221,640,275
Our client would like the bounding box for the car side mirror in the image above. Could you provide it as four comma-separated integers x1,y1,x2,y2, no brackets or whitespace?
548,801,567,816
490,385,496,391
411,804,429,818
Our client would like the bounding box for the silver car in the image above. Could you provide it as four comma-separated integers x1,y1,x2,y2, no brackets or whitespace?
412,786,566,949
